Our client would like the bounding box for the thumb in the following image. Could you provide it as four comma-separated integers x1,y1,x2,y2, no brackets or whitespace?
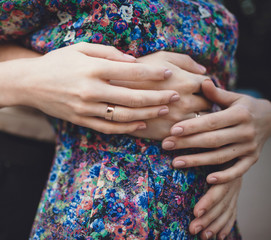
72,42,136,62
202,80,241,107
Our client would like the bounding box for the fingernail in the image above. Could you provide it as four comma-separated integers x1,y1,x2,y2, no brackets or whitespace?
162,141,175,150
123,53,136,61
171,127,183,136
174,160,185,168
137,124,146,130
158,107,169,116
205,231,213,239
197,64,206,73
164,69,172,79
208,177,218,184
219,234,226,240
195,226,203,235
197,209,206,218
169,94,180,103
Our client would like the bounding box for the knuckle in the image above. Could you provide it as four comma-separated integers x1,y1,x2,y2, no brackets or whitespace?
187,80,200,93
91,66,103,77
74,104,87,115
235,170,243,179
131,67,146,81
79,88,98,101
108,46,120,55
157,92,171,105
206,114,219,130
254,153,260,163
228,202,236,214
169,113,181,123
237,106,252,122
116,109,134,122
224,172,235,182
183,55,193,64
70,115,80,125
146,109,158,119
180,98,192,113
243,126,256,141
99,126,115,135
221,199,229,211
215,153,226,165
248,141,258,152
208,135,220,148
128,94,144,107
208,194,217,206
223,183,231,194
249,153,259,165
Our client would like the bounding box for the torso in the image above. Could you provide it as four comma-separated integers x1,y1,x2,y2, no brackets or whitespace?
0,1,240,239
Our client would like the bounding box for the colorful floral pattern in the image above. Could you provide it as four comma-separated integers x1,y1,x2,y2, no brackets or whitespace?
0,0,241,239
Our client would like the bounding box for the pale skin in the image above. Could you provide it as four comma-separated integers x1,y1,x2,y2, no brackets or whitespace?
163,80,271,239
163,79,271,184
0,42,183,134
0,42,257,239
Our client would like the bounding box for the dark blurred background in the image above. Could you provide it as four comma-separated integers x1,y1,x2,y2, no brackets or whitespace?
225,0,271,100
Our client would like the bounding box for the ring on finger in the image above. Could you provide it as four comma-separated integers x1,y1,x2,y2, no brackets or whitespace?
105,104,115,120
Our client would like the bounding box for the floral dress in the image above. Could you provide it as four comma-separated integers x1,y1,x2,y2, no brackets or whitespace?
0,0,241,239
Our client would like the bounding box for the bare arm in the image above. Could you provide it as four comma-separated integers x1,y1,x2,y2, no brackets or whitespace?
0,42,179,134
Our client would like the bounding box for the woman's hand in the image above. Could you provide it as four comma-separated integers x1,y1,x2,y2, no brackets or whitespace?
112,51,212,140
162,80,271,183
0,43,182,134
190,177,242,240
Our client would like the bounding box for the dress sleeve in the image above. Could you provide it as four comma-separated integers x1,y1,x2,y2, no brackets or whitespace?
0,1,44,41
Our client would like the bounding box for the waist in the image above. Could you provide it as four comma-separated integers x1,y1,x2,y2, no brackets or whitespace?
54,120,202,157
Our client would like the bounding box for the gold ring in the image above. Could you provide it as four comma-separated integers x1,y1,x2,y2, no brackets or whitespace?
195,112,201,118
105,104,115,120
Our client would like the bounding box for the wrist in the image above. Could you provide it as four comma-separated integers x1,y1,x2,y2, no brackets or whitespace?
0,58,34,107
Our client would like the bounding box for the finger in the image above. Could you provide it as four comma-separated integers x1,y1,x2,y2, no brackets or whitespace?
156,51,207,74
77,102,170,122
207,156,255,184
217,210,237,240
200,193,238,240
186,94,213,113
99,84,179,107
201,80,240,108
71,42,137,62
190,184,234,236
163,126,247,150
96,59,171,81
193,183,231,219
170,105,244,137
72,116,146,134
171,143,251,169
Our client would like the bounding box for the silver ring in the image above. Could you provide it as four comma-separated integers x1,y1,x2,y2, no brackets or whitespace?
194,112,201,118
105,104,115,120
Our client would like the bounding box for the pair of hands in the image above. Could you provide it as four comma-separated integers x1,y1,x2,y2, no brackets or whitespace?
2,42,271,239
162,79,271,239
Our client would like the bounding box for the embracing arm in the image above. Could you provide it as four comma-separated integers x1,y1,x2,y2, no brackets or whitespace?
0,42,181,134
0,44,242,239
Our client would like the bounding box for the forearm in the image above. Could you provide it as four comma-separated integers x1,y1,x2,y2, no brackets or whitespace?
0,43,41,61
0,43,56,141
0,43,42,107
